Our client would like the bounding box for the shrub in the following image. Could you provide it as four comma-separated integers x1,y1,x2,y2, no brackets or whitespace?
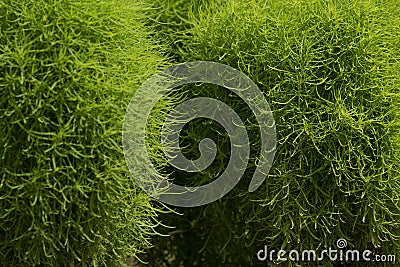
0,0,168,265
144,0,400,266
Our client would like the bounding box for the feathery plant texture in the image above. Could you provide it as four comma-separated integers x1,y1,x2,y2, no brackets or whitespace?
0,0,170,266
143,0,400,266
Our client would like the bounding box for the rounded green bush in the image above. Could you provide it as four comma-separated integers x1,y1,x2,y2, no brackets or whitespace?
145,0,400,266
0,0,168,266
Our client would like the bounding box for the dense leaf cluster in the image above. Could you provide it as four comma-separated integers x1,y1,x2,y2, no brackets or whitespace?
144,0,400,266
0,0,168,266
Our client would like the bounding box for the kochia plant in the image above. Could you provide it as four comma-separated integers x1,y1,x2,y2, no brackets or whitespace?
0,0,168,266
144,0,400,266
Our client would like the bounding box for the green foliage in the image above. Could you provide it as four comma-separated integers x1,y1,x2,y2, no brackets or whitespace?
144,0,400,266
143,0,208,61
0,0,169,266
